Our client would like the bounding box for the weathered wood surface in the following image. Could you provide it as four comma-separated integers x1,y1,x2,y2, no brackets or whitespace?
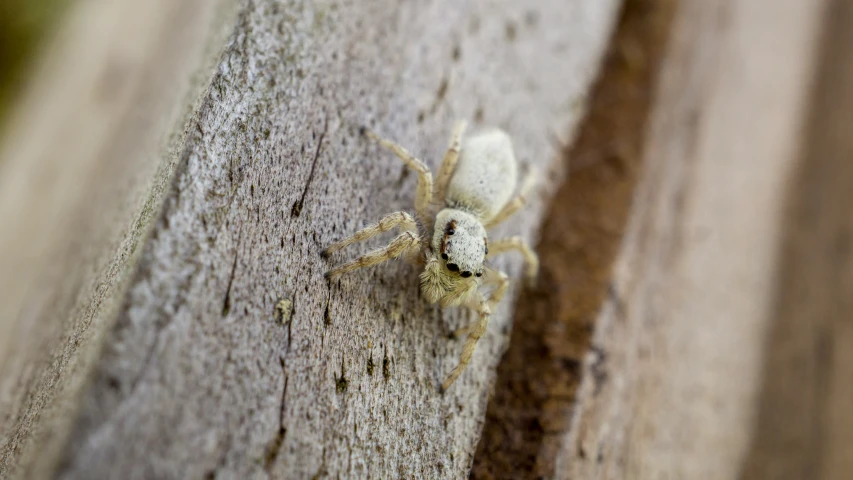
0,0,621,478
0,0,240,477
556,0,833,478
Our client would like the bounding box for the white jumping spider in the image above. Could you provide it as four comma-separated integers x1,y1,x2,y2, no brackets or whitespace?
323,121,538,390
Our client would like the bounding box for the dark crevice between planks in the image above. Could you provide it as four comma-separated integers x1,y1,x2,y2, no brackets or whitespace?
741,0,853,478
470,0,677,477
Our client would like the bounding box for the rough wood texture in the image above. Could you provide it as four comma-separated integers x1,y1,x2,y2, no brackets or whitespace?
472,0,675,477
0,0,621,478
556,0,830,478
0,1,239,477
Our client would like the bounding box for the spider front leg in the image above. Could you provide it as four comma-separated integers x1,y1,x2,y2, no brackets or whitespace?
325,231,421,280
433,120,468,203
362,127,433,219
442,268,508,391
451,268,509,339
442,294,490,392
322,211,417,257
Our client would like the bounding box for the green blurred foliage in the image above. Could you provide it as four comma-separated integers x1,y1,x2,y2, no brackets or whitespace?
0,0,70,122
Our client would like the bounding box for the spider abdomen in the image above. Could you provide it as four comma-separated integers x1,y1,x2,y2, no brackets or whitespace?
446,129,518,222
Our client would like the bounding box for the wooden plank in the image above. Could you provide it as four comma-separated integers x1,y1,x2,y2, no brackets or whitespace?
556,0,829,478
0,1,240,477
0,0,622,478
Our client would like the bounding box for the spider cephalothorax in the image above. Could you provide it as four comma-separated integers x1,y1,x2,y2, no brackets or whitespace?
323,121,538,390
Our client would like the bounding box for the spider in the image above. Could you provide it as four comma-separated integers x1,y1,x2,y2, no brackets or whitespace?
323,121,539,391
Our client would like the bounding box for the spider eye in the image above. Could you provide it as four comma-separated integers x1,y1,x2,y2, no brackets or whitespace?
475,272,482,277
461,271,472,278
441,253,448,260
447,263,459,272
444,221,457,236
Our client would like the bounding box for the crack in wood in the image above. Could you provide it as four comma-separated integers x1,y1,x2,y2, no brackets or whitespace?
222,254,239,317
291,117,329,217
263,358,288,474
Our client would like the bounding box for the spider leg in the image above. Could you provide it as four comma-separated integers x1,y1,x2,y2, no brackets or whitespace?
363,127,434,219
325,232,421,280
442,292,490,391
450,268,508,340
433,120,467,204
487,236,539,281
322,211,417,257
484,167,537,228
442,268,508,391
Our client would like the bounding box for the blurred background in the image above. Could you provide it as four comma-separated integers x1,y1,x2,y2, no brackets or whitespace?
0,0,69,126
